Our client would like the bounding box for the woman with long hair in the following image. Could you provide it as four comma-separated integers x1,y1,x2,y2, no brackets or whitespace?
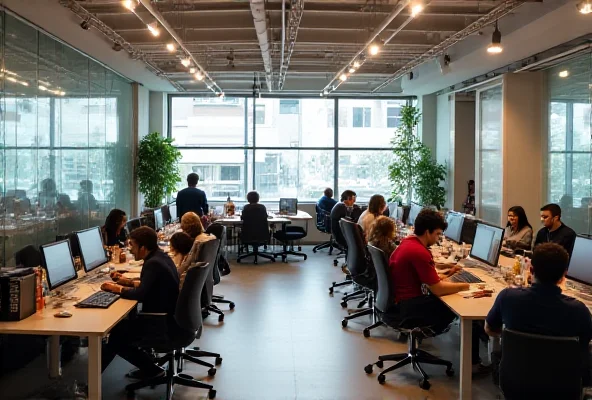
169,231,195,269
368,216,397,257
102,208,127,247
178,212,215,286
180,211,205,240
358,194,387,238
505,206,533,250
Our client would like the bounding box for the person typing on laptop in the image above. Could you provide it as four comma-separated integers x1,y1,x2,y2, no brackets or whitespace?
100,226,180,379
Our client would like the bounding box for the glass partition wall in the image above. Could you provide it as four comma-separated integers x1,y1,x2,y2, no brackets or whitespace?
547,52,592,235
169,97,408,202
0,12,133,268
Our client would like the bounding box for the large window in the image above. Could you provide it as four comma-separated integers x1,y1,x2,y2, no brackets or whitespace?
547,53,592,235
169,96,412,202
1,13,133,268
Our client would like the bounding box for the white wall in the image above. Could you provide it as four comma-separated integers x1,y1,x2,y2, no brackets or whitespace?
149,92,168,136
436,93,453,209
418,94,437,156
453,95,476,212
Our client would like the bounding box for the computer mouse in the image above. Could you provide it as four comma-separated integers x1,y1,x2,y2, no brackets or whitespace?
54,311,72,318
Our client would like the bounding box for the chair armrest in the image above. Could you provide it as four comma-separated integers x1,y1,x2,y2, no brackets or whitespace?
135,312,169,337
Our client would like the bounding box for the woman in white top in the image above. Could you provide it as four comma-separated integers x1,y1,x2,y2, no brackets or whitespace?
358,194,387,239
504,205,534,250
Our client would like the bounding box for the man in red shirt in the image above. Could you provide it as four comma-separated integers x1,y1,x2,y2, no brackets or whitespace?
389,209,489,374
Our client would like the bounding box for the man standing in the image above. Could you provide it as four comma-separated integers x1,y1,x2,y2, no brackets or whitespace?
176,173,209,218
317,188,337,213
534,203,576,257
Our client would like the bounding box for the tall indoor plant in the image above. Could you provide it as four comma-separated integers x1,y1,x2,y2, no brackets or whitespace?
137,132,182,209
388,105,447,209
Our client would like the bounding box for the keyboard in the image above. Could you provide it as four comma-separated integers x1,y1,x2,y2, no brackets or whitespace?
457,258,481,268
447,270,484,284
75,291,120,309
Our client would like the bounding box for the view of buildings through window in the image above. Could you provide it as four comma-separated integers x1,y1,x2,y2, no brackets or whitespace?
170,97,409,202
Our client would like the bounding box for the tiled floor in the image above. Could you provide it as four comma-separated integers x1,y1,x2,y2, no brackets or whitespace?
0,247,502,399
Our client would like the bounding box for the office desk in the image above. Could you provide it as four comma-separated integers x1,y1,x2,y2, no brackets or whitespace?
0,271,138,400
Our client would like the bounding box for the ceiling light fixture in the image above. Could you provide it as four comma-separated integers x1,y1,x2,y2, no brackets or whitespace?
487,20,503,54
6,76,17,83
59,91,66,96
195,72,204,81
369,44,380,56
349,67,356,73
558,70,570,78
122,0,137,11
19,81,29,87
189,67,196,74
147,22,160,37
410,1,424,17
39,85,48,91
353,61,361,69
166,43,176,52
577,0,592,14
181,58,191,68
339,73,348,82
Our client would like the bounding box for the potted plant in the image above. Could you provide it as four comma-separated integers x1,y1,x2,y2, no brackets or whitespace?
137,132,182,210
388,106,447,209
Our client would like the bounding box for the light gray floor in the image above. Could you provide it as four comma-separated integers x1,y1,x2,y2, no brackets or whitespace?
0,247,502,399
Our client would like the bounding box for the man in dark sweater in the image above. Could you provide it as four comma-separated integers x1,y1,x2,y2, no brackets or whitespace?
176,173,209,218
100,226,180,378
534,203,577,257
330,190,362,248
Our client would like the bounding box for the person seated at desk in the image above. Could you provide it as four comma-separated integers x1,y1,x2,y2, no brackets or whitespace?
102,208,128,247
485,243,592,385
100,226,180,380
534,203,576,257
317,187,337,213
504,206,533,250
368,216,397,257
176,173,209,218
242,191,267,221
38,178,58,210
358,194,387,238
77,180,97,213
389,209,491,375
330,190,362,247
178,212,215,286
181,211,208,241
169,231,194,268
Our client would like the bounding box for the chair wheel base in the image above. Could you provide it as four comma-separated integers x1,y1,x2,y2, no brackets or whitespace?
215,357,223,365
329,287,334,294
364,364,373,374
218,314,225,322
209,389,217,399
445,367,454,377
363,329,370,338
229,302,235,310
341,319,347,328
340,301,347,308
376,360,383,368
419,379,431,390
333,260,338,266
378,374,386,384
208,368,216,376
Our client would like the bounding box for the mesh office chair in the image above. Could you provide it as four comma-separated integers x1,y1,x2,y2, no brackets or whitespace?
125,263,216,400
14,245,41,268
328,215,352,294
499,329,582,400
313,205,334,254
273,224,308,262
197,239,225,322
205,224,236,310
339,219,377,327
237,208,274,264
365,244,454,389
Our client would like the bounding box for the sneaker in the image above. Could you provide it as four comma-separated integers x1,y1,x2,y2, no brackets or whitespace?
126,367,165,381
472,363,492,378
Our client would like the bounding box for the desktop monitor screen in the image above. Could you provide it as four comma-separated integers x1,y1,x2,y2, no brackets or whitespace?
75,226,108,273
279,198,298,215
154,209,164,231
169,203,177,222
470,223,505,267
407,203,423,226
444,212,465,243
41,240,78,290
567,236,592,285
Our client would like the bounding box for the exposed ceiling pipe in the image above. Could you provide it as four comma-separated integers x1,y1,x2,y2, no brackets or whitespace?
250,0,274,91
281,0,286,82
372,0,526,93
321,0,411,93
137,0,223,94
278,0,304,91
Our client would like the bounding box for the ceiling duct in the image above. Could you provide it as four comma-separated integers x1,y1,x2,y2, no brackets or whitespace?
278,0,304,91
250,0,274,91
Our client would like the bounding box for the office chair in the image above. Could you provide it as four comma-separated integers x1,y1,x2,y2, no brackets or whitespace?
339,219,377,327
197,239,225,322
237,209,275,264
125,263,216,400
126,217,142,233
328,216,352,294
205,224,236,310
499,329,582,400
365,244,454,389
14,245,41,269
313,205,334,254
161,204,171,224
273,224,308,262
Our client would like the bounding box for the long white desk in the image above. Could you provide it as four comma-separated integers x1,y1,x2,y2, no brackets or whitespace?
0,268,137,400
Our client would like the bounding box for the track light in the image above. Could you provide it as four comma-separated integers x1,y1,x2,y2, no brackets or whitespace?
80,19,90,30
39,85,48,91
147,22,160,37
181,58,191,68
189,67,196,74
166,43,176,52
112,42,123,51
577,0,592,14
559,70,570,78
410,1,424,17
353,61,361,69
122,0,136,11
369,44,380,56
339,73,348,82
195,72,204,81
487,21,503,54
349,67,356,74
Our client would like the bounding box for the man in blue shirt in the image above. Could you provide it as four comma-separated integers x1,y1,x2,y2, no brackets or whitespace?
176,173,209,218
485,242,592,384
317,188,337,213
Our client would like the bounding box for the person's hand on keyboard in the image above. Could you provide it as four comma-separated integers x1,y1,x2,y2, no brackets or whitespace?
101,282,123,294
439,265,462,279
110,271,123,282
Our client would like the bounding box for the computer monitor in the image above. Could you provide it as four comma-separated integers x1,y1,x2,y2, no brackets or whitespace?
407,202,423,226
279,198,298,215
469,222,505,267
40,240,78,290
169,203,177,222
75,226,108,273
154,209,164,231
444,212,465,243
127,218,142,233
567,236,592,285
